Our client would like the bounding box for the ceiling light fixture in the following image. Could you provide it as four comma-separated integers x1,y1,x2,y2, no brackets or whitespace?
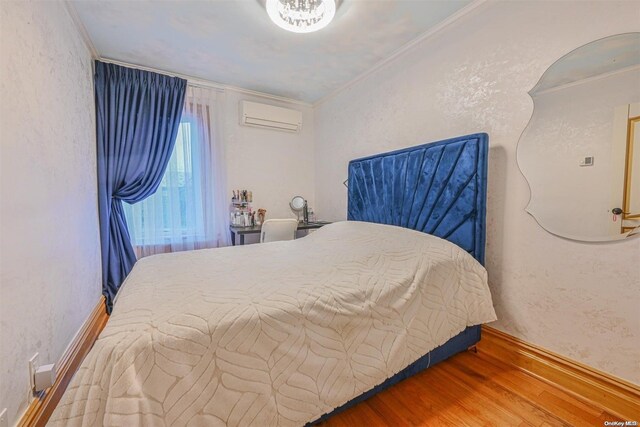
265,0,336,34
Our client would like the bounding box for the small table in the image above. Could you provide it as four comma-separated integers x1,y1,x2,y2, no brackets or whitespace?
229,221,331,246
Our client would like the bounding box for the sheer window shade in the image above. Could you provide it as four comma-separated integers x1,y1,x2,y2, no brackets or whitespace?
124,86,230,257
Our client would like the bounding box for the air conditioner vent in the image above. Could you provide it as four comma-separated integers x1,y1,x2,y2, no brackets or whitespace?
240,100,302,133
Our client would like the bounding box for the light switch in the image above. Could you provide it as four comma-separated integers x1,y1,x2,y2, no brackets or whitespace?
579,156,594,166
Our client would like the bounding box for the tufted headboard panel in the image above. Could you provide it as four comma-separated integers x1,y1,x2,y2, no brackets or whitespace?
347,133,488,265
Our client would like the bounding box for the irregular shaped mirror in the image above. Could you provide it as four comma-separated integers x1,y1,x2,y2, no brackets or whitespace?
517,33,640,241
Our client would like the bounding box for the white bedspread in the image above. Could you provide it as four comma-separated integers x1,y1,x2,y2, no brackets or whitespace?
50,221,496,426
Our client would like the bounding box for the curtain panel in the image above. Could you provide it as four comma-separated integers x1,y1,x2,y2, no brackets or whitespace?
124,86,230,257
94,61,187,311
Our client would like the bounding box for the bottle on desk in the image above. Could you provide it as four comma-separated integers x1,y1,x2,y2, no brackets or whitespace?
230,189,253,226
303,200,309,224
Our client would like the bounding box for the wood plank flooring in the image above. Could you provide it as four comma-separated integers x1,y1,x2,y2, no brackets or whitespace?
319,350,628,427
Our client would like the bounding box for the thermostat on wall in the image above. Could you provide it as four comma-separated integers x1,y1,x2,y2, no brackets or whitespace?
579,156,594,166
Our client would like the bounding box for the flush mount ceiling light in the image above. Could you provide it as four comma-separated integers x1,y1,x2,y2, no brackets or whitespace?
266,0,337,33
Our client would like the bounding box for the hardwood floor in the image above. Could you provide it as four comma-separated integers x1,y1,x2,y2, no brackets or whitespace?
319,350,627,427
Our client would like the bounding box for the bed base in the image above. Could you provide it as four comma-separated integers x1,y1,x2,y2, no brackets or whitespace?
313,134,489,425
308,325,481,425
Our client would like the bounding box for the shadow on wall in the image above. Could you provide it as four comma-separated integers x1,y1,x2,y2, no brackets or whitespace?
485,145,517,329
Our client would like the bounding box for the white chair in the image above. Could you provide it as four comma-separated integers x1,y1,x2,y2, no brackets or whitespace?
260,219,299,243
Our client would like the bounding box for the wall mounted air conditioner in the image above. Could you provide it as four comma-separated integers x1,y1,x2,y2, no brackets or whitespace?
240,100,302,132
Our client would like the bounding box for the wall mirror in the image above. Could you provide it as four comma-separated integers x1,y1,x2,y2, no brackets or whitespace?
517,33,640,241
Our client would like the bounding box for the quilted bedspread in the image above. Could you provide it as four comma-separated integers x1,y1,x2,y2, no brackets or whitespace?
50,221,496,426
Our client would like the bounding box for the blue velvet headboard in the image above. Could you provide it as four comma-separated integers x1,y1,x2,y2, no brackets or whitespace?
347,133,488,265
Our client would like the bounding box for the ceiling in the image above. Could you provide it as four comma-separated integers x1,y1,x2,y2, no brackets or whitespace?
532,32,640,94
71,0,472,103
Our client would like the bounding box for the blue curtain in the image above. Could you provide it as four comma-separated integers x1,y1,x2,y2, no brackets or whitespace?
94,61,187,311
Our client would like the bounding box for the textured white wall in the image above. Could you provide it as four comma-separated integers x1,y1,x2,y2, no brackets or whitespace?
225,91,315,244
314,1,640,383
0,1,101,424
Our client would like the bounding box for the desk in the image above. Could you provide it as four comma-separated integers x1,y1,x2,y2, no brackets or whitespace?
229,222,331,246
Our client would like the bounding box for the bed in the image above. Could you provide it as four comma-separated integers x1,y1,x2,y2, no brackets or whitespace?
50,133,495,426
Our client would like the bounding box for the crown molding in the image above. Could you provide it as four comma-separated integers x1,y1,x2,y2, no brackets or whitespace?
313,0,489,107
63,1,99,59
62,0,487,109
63,0,309,107
99,58,312,107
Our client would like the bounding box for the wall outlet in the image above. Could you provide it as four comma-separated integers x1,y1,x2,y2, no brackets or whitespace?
0,408,8,427
28,353,39,394
34,364,56,392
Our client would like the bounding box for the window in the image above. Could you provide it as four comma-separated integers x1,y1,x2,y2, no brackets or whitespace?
124,119,204,246
123,87,229,257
